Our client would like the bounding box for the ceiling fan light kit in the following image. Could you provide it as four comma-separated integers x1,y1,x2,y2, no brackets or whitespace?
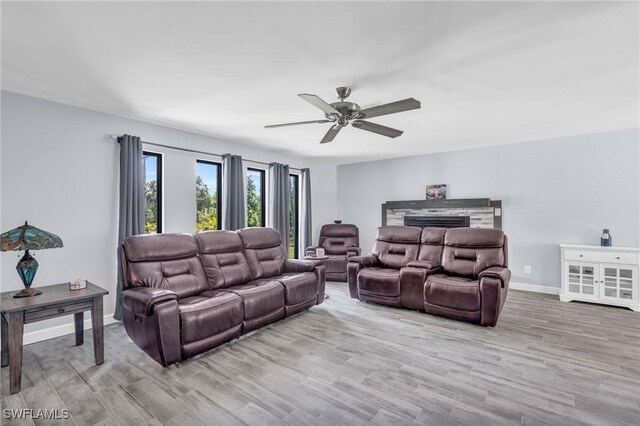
265,87,421,144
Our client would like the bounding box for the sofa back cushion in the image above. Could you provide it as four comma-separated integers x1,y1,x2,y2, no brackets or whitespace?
122,234,209,298
238,227,286,279
372,226,421,269
442,228,506,278
418,227,447,266
195,231,252,289
319,223,359,255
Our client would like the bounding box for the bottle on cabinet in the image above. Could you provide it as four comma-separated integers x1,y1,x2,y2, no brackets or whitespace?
601,229,612,247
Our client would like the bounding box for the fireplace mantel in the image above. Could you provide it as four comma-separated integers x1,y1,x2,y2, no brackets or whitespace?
382,198,502,229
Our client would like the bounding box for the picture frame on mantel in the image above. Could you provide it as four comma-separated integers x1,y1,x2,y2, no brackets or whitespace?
426,184,447,200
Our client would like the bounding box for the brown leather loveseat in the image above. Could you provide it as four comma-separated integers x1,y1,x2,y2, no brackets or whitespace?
348,226,510,326
119,227,325,366
305,222,360,281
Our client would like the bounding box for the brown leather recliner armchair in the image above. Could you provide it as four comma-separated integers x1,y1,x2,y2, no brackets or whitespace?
119,228,325,366
348,226,510,327
305,222,360,281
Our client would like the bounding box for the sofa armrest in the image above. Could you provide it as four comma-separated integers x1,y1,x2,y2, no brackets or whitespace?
284,258,323,273
284,259,326,304
121,287,181,366
406,260,439,271
346,247,362,257
478,266,511,288
122,287,178,317
347,255,378,299
348,255,378,267
479,267,511,327
347,262,361,299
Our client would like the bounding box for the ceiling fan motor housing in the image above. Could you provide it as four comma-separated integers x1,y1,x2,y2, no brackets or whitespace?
326,101,361,121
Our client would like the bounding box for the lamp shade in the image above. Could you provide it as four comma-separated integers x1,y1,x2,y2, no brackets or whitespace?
1,221,63,252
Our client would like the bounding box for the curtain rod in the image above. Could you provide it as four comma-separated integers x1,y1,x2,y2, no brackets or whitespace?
111,135,302,171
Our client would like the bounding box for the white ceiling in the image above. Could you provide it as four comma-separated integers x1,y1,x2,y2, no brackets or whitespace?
2,1,638,164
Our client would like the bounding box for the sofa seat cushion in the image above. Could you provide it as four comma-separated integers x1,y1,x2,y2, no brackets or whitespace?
424,274,480,312
357,268,401,297
221,281,285,320
273,272,318,305
178,292,243,344
325,255,346,274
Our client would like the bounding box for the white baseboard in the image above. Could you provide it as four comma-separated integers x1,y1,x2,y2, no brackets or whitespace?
510,281,560,295
21,315,120,346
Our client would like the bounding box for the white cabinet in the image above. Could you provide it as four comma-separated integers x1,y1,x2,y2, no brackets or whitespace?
560,244,639,311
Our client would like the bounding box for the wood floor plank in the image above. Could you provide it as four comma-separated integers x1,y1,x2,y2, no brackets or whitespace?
0,393,36,426
252,372,332,416
229,374,296,418
96,384,158,426
168,389,247,426
125,378,186,423
233,401,288,426
282,407,332,426
29,355,111,426
10,351,74,426
318,404,374,426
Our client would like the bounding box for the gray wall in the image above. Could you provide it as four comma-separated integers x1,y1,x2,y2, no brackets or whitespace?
0,91,338,335
337,128,640,288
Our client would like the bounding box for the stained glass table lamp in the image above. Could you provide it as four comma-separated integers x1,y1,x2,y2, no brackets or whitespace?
1,221,64,298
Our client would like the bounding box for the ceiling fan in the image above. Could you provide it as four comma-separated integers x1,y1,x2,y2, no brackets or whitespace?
265,87,421,144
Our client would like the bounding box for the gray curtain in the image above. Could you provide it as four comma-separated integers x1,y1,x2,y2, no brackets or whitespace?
300,168,312,255
114,134,146,320
222,154,246,230
268,163,290,256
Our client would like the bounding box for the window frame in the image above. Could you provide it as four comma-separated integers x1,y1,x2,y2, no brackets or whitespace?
289,173,300,259
195,159,222,231
246,167,266,227
143,151,163,234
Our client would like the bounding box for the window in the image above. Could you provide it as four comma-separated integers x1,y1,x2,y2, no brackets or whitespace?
196,160,221,232
143,152,162,234
289,174,299,258
247,168,265,227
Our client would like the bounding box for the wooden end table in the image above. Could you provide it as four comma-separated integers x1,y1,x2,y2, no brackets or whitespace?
1,282,108,394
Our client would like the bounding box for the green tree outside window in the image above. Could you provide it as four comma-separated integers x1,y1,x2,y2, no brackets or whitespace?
196,175,219,231
247,169,264,227
145,180,158,233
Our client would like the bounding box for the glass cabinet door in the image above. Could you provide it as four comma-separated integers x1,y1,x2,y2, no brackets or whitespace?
566,262,598,298
600,264,638,302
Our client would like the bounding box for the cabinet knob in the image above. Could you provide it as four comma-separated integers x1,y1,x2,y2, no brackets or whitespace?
616,256,620,259
57,307,65,313
579,254,583,257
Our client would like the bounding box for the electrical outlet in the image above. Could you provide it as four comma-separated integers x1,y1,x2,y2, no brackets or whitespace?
524,265,532,274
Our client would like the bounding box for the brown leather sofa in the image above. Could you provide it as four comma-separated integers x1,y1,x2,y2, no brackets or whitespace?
348,226,510,326
305,222,360,281
119,228,325,366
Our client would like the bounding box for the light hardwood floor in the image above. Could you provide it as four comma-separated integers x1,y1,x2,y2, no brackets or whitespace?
2,283,639,426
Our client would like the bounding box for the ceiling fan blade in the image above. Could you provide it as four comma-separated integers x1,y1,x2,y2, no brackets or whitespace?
265,119,331,128
298,94,340,115
357,98,421,119
320,124,342,144
352,120,403,138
